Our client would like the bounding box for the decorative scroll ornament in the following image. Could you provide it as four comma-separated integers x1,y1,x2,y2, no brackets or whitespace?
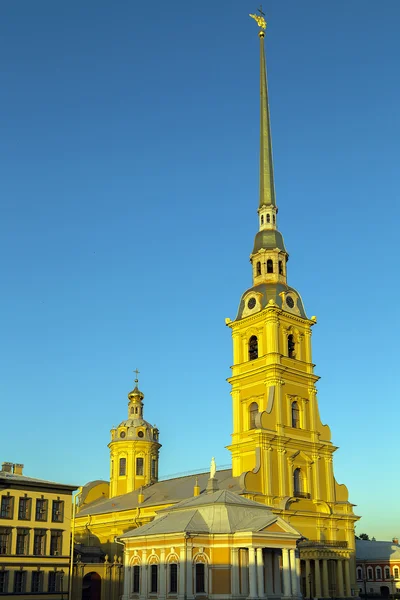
249,13,267,30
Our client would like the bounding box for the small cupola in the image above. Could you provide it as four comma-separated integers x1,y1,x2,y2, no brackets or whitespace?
128,378,144,419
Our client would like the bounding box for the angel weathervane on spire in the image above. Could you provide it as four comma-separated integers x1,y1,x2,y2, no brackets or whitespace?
249,5,267,30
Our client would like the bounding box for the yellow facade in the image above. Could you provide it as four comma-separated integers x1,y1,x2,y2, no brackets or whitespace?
72,16,358,600
0,461,76,598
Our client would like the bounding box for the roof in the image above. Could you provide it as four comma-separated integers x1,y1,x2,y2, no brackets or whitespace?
77,469,240,518
0,470,77,492
236,282,307,320
121,486,301,539
252,229,287,254
357,540,400,561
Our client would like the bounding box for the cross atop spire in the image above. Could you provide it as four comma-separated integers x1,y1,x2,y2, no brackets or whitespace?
133,368,140,384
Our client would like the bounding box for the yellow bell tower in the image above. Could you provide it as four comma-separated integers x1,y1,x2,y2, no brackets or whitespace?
226,13,358,597
109,376,161,498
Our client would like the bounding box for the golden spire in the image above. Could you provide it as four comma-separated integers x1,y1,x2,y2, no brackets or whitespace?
250,8,276,208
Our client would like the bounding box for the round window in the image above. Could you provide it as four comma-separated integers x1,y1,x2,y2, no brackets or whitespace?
247,297,256,309
286,296,295,308
137,430,144,438
120,431,126,438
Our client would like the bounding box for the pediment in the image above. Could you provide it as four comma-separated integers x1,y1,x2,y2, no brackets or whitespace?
289,450,313,465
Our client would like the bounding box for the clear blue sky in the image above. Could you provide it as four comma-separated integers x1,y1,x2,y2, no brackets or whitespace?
1,1,399,540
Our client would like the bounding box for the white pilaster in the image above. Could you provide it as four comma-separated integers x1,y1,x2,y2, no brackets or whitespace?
248,548,258,600
282,549,292,598
140,550,147,600
289,548,299,598
232,548,240,597
122,549,130,600
178,546,186,600
257,547,265,598
159,548,166,600
186,544,193,599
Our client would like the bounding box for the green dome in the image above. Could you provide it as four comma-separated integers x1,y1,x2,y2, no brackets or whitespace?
252,229,287,254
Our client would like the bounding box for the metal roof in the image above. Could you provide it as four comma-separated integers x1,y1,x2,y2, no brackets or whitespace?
356,540,400,561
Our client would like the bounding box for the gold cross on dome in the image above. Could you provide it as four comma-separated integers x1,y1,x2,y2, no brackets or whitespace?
133,368,140,383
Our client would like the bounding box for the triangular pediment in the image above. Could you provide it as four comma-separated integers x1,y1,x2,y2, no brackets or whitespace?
260,522,286,533
255,516,301,536
290,450,312,465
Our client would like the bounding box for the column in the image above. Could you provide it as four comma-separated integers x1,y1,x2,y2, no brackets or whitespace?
140,550,147,600
337,560,345,598
289,549,299,598
322,560,329,598
122,552,130,600
265,551,273,596
186,544,193,599
248,548,258,600
159,549,166,600
305,559,311,599
257,548,265,598
344,560,351,598
282,549,292,598
314,559,322,599
178,546,186,600
232,548,240,597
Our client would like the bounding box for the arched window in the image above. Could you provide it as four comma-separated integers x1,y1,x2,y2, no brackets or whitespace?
195,564,205,594
385,568,390,579
133,565,140,593
267,214,271,223
130,406,135,414
261,215,264,225
376,567,382,580
367,568,373,580
150,565,158,593
293,468,302,495
248,336,258,360
279,260,283,275
394,568,399,579
151,458,157,480
291,401,300,428
249,402,258,429
357,568,363,580
119,457,126,476
256,261,261,276
169,564,178,594
136,457,144,476
288,334,295,358
267,259,273,273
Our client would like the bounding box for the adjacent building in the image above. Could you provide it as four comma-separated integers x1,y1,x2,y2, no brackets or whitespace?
356,539,400,597
0,461,76,598
72,14,359,600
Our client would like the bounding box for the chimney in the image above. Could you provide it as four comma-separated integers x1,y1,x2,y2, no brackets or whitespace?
193,477,200,497
138,487,144,504
13,464,24,476
1,462,13,473
393,537,399,545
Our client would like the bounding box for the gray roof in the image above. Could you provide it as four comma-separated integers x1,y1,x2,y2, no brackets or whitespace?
121,487,301,539
236,282,307,320
77,469,240,518
253,229,287,255
0,470,77,492
357,540,400,561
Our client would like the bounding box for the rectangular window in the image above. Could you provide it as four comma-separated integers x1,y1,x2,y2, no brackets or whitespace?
136,457,144,476
50,530,63,556
18,497,31,520
119,457,126,476
385,568,391,579
151,458,157,480
195,563,205,593
33,529,46,555
0,528,11,555
395,568,399,579
16,529,30,555
52,500,64,523
0,495,14,519
150,564,158,593
35,498,48,521
0,571,9,593
169,563,178,593
13,571,26,593
31,571,44,593
133,565,140,594
48,571,62,593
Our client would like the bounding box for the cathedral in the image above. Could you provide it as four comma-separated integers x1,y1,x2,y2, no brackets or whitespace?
72,14,358,600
